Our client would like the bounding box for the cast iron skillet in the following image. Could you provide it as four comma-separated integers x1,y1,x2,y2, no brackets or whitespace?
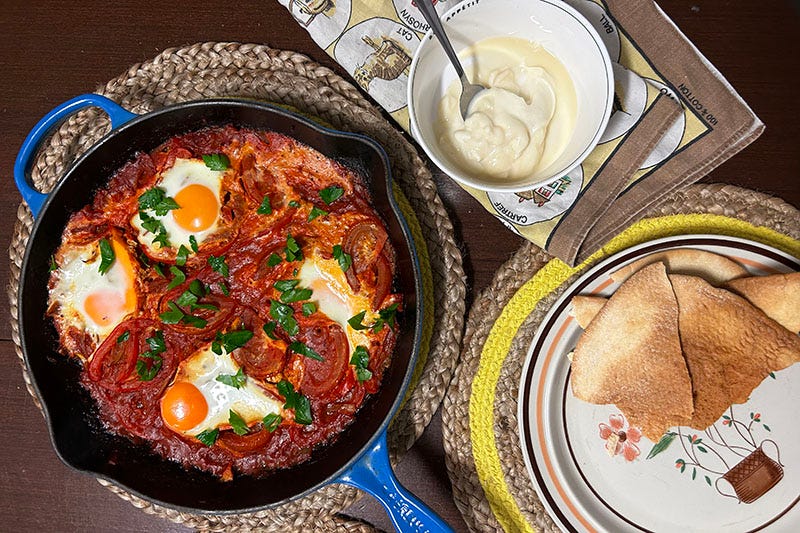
14,95,451,532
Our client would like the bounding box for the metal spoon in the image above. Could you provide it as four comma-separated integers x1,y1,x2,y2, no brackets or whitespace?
416,0,486,120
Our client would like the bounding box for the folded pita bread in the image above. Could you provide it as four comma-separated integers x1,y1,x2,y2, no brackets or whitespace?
569,295,607,329
571,263,693,440
726,272,800,333
611,248,747,285
670,274,800,430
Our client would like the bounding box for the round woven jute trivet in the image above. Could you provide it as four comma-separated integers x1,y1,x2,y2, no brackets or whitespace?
7,42,466,532
442,183,800,532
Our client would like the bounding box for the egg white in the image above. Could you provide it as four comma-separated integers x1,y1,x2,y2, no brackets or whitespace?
171,344,283,437
49,237,137,344
132,158,224,251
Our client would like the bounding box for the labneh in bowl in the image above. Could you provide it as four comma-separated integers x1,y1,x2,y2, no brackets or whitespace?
408,0,614,193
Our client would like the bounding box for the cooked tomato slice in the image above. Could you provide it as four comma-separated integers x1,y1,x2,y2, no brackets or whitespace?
343,221,392,308
295,318,349,398
87,320,142,387
217,426,273,455
231,310,288,379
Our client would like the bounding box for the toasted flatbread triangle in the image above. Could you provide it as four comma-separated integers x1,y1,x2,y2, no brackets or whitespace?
571,263,693,440
570,295,607,329
670,274,800,430
611,248,747,285
726,272,800,333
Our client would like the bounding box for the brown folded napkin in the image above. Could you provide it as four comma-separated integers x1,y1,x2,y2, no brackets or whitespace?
278,0,763,265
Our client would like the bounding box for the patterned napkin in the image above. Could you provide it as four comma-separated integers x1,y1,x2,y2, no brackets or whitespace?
278,0,763,265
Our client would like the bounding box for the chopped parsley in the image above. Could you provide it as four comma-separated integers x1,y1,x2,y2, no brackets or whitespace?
266,253,282,267
158,300,208,329
228,410,249,435
202,153,230,171
217,281,230,296
136,330,166,381
48,255,58,272
138,187,180,216
308,206,328,221
277,380,312,425
167,265,186,290
212,329,254,354
196,428,219,446
332,244,352,272
350,345,372,382
288,200,300,208
289,340,323,361
262,413,282,432
263,321,278,340
348,303,400,333
257,195,272,215
348,311,369,331
208,254,229,277
216,367,247,389
189,235,199,253
98,238,115,275
275,279,312,303
285,234,303,262
302,302,317,316
175,245,190,267
269,300,299,336
139,210,170,248
116,331,130,344
319,185,344,205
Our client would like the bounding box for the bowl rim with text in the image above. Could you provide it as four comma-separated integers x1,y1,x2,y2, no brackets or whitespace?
408,0,614,193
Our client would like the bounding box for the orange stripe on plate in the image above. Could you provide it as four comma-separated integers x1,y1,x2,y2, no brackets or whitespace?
730,255,783,274
536,315,597,532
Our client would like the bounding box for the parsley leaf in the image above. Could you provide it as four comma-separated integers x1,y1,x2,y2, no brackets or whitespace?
49,255,58,272
196,428,218,446
175,245,190,267
216,367,247,389
98,238,115,275
280,288,313,303
219,329,254,352
262,413,282,432
267,253,282,267
202,153,230,171
277,380,312,425
181,314,207,328
288,200,300,208
308,206,328,221
218,281,230,296
285,234,303,262
332,245,352,273
257,195,272,215
189,235,199,253
348,311,369,331
159,301,184,324
228,410,249,435
138,187,180,216
274,279,300,292
208,254,229,277
373,303,400,332
319,185,344,205
350,345,372,382
176,288,199,308
289,340,323,361
136,330,166,381
263,321,278,340
269,300,299,336
116,331,130,344
302,302,316,316
139,210,171,248
167,265,186,289
153,262,166,278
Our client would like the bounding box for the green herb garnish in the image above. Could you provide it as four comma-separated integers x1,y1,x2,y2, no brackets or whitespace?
202,153,230,171
167,265,186,289
263,321,278,340
228,410,249,436
208,254,229,277
136,330,166,381
196,428,218,446
277,380,312,425
139,210,170,248
216,367,247,389
48,255,58,272
218,281,230,296
257,195,272,215
212,329,254,354
372,303,400,332
189,235,199,253
302,302,316,316
350,345,372,382
98,238,115,275
319,185,344,205
269,300,299,336
116,331,130,344
289,340,323,362
288,200,300,208
267,253,282,267
175,245,190,267
159,301,184,324
138,187,180,216
262,413,282,432
332,244,352,272
308,206,328,221
285,234,303,262
348,311,369,331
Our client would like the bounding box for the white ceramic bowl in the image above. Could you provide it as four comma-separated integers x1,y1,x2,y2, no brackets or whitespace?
408,0,614,192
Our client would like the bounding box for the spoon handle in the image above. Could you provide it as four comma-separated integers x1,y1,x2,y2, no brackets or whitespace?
416,0,466,80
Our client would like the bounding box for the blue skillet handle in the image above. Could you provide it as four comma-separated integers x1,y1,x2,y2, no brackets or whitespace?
338,431,454,533
14,94,137,218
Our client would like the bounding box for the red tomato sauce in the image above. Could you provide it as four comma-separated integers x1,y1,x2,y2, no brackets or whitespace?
48,126,402,479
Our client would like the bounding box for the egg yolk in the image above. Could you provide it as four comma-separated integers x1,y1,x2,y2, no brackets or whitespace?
173,184,219,231
84,237,137,327
160,381,208,432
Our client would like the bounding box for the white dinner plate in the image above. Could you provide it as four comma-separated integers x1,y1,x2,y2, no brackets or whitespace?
518,234,800,532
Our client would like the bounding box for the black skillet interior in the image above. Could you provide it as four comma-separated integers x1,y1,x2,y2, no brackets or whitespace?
18,100,420,512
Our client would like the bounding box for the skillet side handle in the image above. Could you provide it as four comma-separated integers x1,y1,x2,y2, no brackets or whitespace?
338,431,454,533
13,94,137,218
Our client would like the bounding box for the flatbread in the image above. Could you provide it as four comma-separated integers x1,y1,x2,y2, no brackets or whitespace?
670,274,800,430
569,295,607,329
611,248,748,285
726,272,800,333
571,263,693,440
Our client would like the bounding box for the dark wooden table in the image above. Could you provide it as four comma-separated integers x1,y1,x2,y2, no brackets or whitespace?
1,1,797,531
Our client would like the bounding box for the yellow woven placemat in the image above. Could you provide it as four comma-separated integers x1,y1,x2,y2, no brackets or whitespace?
443,183,800,532
8,42,465,531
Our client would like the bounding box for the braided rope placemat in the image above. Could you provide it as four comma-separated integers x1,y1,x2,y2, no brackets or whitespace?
442,183,800,532
7,42,466,531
